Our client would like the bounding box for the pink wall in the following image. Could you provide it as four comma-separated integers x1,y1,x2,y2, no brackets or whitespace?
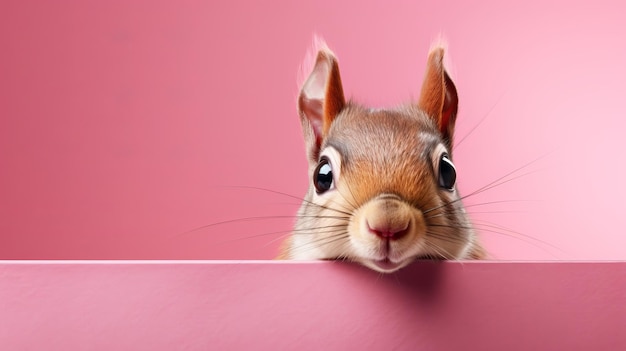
2,0,626,260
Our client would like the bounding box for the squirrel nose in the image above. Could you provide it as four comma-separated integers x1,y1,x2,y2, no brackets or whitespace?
366,219,410,240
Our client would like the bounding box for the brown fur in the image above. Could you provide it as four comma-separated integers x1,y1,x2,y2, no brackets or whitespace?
325,105,440,206
278,43,484,272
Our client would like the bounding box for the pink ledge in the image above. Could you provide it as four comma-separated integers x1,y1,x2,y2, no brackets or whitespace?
0,261,624,350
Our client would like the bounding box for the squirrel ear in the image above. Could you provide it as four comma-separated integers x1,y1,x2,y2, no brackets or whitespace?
298,49,345,161
418,47,458,148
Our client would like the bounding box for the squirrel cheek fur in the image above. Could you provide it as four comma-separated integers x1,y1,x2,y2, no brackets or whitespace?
277,41,485,272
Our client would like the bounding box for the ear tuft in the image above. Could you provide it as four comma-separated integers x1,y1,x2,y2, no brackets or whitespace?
297,34,330,89
418,47,459,148
298,40,345,161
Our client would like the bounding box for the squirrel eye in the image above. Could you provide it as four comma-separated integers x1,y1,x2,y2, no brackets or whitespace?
314,157,334,193
438,153,456,191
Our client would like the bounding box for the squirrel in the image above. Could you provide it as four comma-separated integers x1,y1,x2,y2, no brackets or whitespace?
277,40,485,273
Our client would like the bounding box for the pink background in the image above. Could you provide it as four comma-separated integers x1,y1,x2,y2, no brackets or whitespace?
2,0,626,260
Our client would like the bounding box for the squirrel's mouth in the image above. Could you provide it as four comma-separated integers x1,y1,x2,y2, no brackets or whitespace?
369,253,444,273
370,257,409,273
368,243,413,272
372,258,400,271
